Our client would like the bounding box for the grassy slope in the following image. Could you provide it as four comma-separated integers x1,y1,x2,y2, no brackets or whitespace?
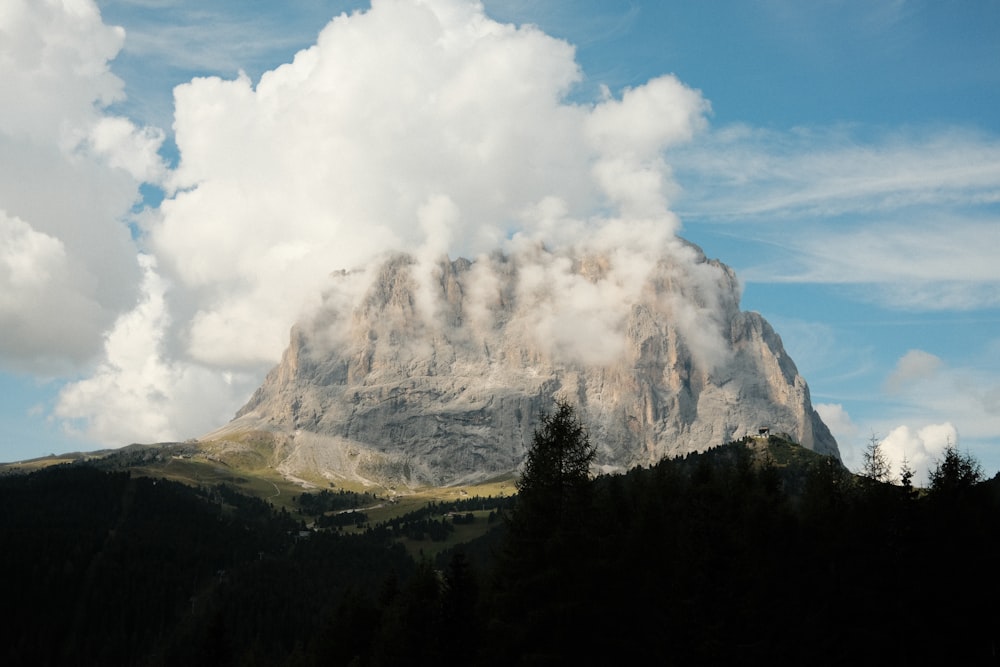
1,433,833,556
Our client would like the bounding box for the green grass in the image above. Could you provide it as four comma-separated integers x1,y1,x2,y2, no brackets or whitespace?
397,510,499,560
754,435,833,469
122,456,305,513
326,479,514,556
1,433,843,561
0,456,82,473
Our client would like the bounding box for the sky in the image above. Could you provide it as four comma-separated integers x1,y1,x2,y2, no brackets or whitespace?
1,0,998,485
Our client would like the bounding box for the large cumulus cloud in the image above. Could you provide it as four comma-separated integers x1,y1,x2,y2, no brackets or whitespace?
51,0,710,444
0,0,165,373
150,0,707,366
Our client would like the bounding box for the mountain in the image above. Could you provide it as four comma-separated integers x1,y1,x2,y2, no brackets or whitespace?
204,240,838,486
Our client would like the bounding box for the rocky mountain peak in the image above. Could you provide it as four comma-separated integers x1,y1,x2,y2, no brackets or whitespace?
208,240,838,487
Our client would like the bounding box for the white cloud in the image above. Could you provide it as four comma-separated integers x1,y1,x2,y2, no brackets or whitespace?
674,125,1000,221
46,0,712,445
738,216,1000,310
885,349,944,395
815,402,858,443
671,125,1000,310
147,0,707,369
847,347,1000,478
879,422,958,485
18,0,997,467
0,210,102,369
0,0,124,142
55,256,257,444
86,116,167,183
815,339,1000,480
879,348,1000,441
0,0,166,372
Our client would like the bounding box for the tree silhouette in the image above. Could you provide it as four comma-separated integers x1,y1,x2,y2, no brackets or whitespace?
861,432,893,484
514,400,595,532
928,443,983,501
490,401,597,663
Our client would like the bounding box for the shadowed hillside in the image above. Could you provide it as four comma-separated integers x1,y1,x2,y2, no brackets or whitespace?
2,428,998,665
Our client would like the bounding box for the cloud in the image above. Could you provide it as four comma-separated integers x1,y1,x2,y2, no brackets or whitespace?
734,215,1000,310
880,347,1000,433
1,0,124,140
148,0,706,368
0,0,166,373
879,422,958,485
103,0,336,75
20,0,998,467
657,119,1000,319
831,411,961,486
674,125,1000,221
853,347,1000,477
48,0,710,445
55,255,258,444
814,339,1000,480
885,349,944,395
670,124,1000,311
87,116,167,182
0,211,102,370
815,402,858,443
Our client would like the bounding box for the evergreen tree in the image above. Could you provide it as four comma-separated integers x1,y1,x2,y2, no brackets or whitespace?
899,455,915,492
928,443,983,500
513,400,596,533
491,401,597,664
861,432,893,484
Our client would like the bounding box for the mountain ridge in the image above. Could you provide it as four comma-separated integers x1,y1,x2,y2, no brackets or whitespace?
206,240,838,486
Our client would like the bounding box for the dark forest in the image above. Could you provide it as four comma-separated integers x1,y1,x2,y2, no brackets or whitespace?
2,412,999,666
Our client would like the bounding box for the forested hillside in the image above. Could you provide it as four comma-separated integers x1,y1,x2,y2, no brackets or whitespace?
2,425,998,665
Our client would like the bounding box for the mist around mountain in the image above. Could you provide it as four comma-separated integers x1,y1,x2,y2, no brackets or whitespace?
210,241,838,488
3,430,998,665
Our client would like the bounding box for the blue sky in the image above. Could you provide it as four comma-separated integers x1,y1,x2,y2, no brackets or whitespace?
1,0,998,482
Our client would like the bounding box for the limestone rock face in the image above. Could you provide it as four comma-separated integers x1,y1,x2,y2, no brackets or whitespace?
208,242,838,486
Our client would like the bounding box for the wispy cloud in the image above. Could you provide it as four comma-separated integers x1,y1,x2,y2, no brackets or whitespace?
114,9,316,75
483,0,641,47
674,125,1000,221
850,343,1000,481
740,215,1000,309
672,123,1000,311
884,349,944,395
881,346,1000,439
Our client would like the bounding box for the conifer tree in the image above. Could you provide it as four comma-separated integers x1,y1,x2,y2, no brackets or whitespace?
498,400,597,663
861,432,893,484
928,442,983,499
513,400,595,533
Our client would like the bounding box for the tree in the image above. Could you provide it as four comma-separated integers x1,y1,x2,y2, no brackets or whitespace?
441,550,479,661
514,400,596,532
494,401,597,662
898,456,916,496
861,432,893,484
928,443,983,500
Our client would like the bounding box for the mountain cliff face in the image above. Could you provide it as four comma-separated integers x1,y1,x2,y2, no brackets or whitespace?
207,241,838,486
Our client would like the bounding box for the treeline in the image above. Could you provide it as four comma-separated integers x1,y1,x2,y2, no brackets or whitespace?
294,488,380,516
296,488,512,535
472,413,1000,665
2,423,999,665
0,466,303,665
362,496,512,541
